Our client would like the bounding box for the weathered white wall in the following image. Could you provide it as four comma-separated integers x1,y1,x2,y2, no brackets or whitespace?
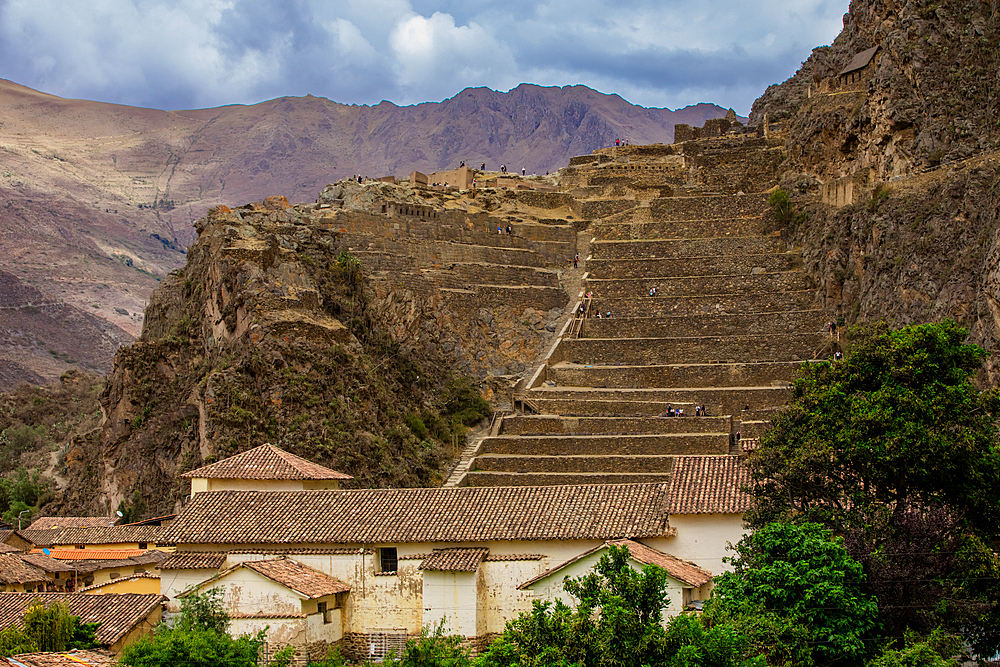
422,571,478,636
479,560,544,634
161,568,228,611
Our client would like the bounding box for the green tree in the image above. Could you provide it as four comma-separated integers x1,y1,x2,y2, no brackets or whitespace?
0,626,36,657
744,320,1000,654
478,545,762,667
20,600,97,653
713,522,878,667
118,588,268,667
116,489,147,524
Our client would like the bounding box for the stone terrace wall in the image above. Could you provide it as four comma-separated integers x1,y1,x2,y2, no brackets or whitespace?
587,292,819,317
649,193,769,221
580,310,826,338
590,236,784,260
551,333,824,365
547,361,802,389
353,241,545,269
570,199,637,219
500,415,729,435
480,434,727,456
449,263,559,288
586,254,798,279
463,471,672,486
442,285,567,312
587,272,810,299
592,215,768,241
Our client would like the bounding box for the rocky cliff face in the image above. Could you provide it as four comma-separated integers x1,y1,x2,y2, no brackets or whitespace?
754,0,1000,382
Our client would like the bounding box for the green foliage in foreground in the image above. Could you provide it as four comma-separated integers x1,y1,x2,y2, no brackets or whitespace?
0,600,99,658
118,589,270,667
713,522,878,666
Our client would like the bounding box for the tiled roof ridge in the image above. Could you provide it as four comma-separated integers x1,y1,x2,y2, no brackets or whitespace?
606,539,713,587
161,483,672,545
0,593,165,646
180,443,352,481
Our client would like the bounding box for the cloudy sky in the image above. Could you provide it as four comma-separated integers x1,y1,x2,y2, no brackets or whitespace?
0,0,848,115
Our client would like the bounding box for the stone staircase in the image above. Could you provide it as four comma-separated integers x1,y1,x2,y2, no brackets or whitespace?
452,137,827,487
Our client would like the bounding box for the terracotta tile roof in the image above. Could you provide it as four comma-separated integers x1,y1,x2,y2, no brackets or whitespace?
129,551,168,566
159,552,227,570
0,543,21,554
27,517,115,530
30,550,146,561
230,612,305,619
484,554,545,561
607,539,713,587
19,554,74,574
0,531,29,547
5,649,114,666
77,572,160,593
21,526,162,548
0,554,50,585
665,456,752,514
161,484,672,545
242,559,350,598
181,444,352,481
0,593,164,647
520,540,712,590
419,548,489,572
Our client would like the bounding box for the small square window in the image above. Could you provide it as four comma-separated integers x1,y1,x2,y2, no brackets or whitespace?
318,601,329,624
379,547,398,573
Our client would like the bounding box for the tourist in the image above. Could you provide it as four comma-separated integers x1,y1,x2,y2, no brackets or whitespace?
506,224,512,236
695,405,701,417
667,404,673,416
574,253,579,268
616,138,620,147
605,311,611,318
481,163,485,170
498,225,503,235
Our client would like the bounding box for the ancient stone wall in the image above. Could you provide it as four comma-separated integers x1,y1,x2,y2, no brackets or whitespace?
548,360,802,389
590,236,784,260
551,333,823,365
480,434,727,456
587,272,810,299
585,254,798,279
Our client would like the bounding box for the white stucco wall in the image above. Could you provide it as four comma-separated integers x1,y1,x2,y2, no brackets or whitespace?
662,514,746,575
422,570,478,636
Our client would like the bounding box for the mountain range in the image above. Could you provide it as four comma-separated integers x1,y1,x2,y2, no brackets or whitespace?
0,80,737,389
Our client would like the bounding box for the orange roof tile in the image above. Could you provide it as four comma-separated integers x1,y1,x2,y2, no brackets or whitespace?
21,526,162,548
159,552,227,570
161,484,673,545
242,559,350,598
27,517,115,530
607,539,713,587
181,444,352,481
30,550,146,561
5,649,114,666
0,593,164,647
665,456,752,514
0,554,50,585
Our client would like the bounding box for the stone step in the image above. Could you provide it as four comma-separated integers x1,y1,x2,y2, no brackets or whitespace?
593,215,769,241
461,471,674,486
500,414,731,435
587,292,818,318
472,454,678,473
551,333,826,365
526,385,792,416
586,253,798,279
547,360,806,389
586,272,811,299
481,433,729,456
580,310,827,339
589,236,785,260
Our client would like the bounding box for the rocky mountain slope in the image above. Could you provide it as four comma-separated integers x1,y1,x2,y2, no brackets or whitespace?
752,0,1000,383
0,79,735,388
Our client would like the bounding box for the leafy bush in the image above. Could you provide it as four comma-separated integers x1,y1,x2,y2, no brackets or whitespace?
768,188,794,226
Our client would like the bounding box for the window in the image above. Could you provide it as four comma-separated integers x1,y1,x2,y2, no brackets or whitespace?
110,572,120,579
138,543,147,549
379,547,398,573
318,601,329,624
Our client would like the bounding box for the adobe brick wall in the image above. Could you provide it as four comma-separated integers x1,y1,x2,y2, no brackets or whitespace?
473,454,677,474
580,310,826,338
590,236,784,260
586,291,819,318
547,359,805,388
551,333,824,365
586,253,798,279
462,471,672,486
587,271,811,299
480,434,728,456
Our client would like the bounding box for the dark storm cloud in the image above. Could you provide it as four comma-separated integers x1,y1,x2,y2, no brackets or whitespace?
0,0,849,113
